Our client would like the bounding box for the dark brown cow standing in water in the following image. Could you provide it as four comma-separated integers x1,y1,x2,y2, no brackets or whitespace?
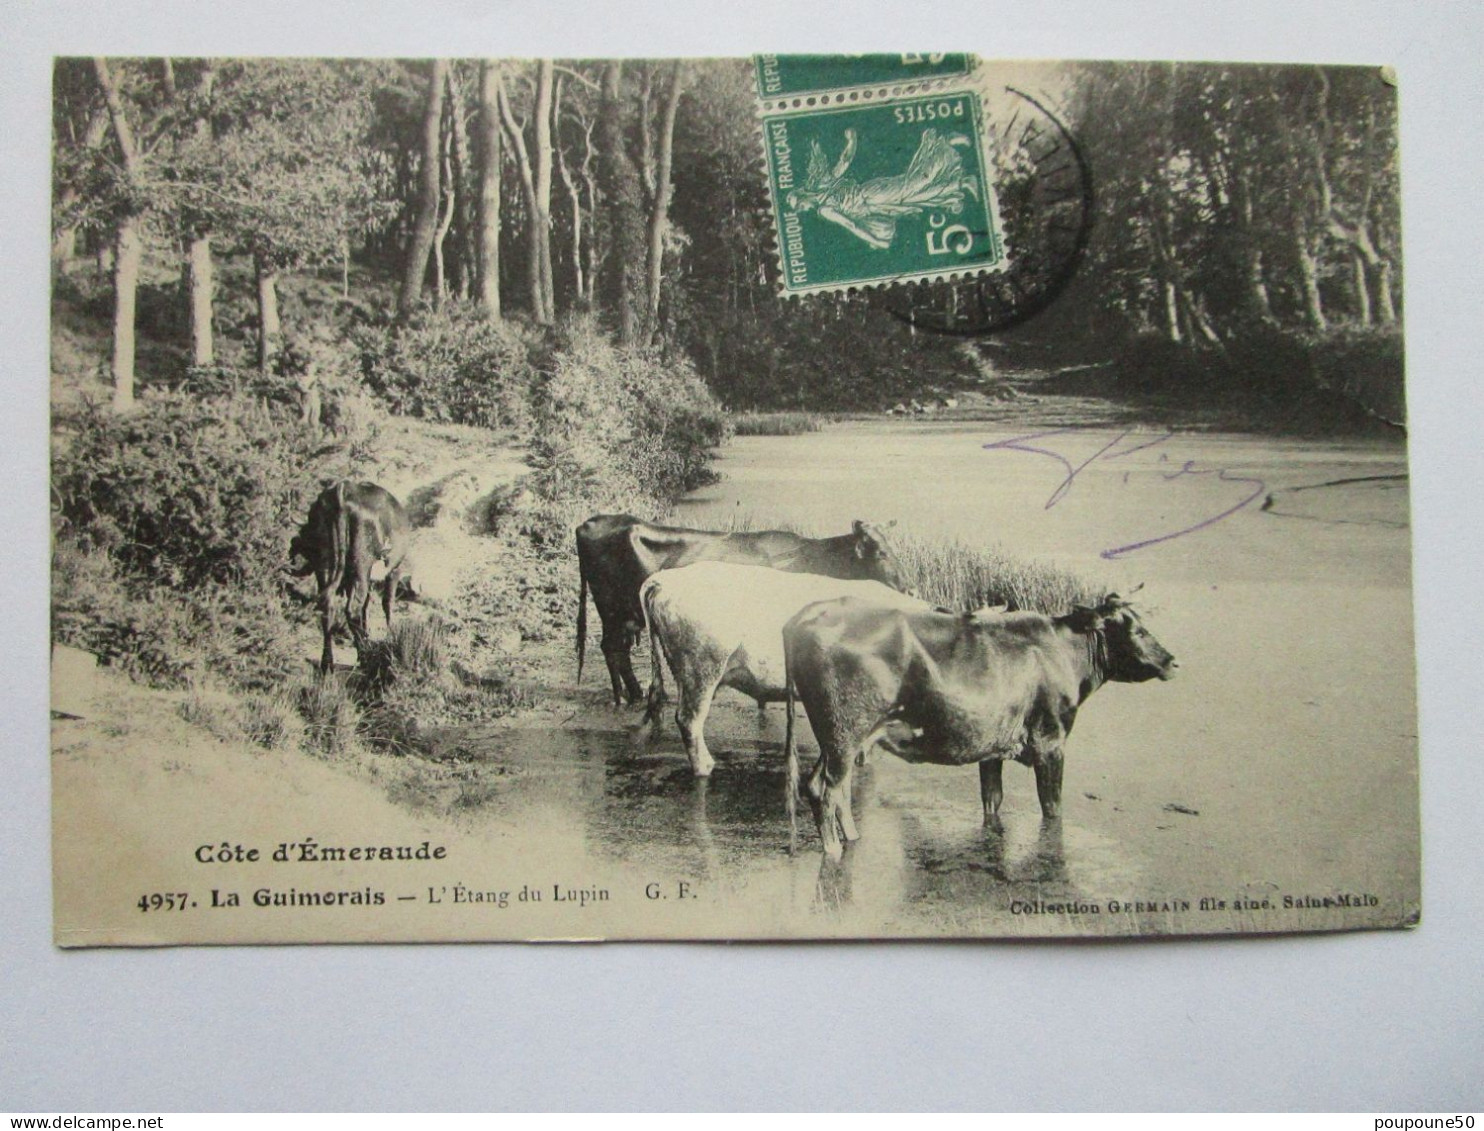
783,593,1177,858
289,481,411,673
575,514,906,706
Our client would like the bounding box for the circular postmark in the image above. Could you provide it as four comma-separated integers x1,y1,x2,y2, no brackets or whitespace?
872,86,1094,335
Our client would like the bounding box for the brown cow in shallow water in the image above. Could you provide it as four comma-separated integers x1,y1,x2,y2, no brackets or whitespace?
783,593,1177,858
289,481,410,673
575,513,906,707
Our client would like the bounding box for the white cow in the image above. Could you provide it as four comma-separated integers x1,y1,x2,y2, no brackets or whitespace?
640,561,931,776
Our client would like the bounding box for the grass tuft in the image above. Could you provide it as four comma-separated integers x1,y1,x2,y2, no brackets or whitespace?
299,675,363,760
239,692,305,751
730,411,828,437
892,532,1104,616
178,688,243,744
721,511,1104,615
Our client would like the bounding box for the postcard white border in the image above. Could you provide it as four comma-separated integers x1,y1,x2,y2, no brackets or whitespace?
4,0,1482,1112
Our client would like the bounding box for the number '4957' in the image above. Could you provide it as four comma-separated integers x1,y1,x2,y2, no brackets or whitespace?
138,892,189,912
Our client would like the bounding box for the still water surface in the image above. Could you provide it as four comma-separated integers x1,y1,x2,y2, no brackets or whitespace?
442,421,1417,937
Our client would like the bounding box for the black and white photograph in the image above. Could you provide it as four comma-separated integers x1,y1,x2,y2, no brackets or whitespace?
48,54,1418,944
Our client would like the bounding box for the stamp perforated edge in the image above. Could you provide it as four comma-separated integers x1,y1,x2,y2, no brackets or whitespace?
753,53,976,108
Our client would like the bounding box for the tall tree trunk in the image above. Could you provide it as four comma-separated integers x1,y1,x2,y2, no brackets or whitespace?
255,253,281,374
579,120,599,307
399,59,448,317
1162,279,1182,343
597,61,644,345
52,108,109,270
186,235,214,366
1245,247,1275,324
1178,285,1221,345
645,62,683,339
476,61,502,319
184,64,215,366
533,60,556,323
52,225,79,269
496,71,547,323
1352,251,1372,326
555,111,584,304
110,219,141,410
94,57,143,410
446,65,476,300
1232,170,1275,325
1295,234,1327,331
433,110,456,309
638,64,656,206
1376,259,1397,325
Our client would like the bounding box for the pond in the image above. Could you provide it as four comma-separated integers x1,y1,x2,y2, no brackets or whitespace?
439,419,1417,939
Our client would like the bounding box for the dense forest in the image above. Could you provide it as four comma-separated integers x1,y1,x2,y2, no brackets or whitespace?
52,57,1403,419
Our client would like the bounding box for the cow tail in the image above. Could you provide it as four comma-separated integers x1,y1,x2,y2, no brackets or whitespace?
784,637,800,853
640,582,665,728
330,481,350,597
576,550,589,682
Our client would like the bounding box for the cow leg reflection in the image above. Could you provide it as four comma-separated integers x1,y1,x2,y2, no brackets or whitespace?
814,851,853,909
675,673,719,777
979,758,1005,821
1034,750,1065,819
1032,818,1068,884
814,758,857,860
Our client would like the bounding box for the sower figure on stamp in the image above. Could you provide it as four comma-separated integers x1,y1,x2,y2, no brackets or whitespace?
786,127,980,250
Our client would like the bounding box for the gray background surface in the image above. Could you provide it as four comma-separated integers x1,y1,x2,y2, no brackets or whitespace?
4,0,1481,1111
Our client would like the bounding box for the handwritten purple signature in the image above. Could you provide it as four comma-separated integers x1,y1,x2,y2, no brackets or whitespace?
983,428,1267,560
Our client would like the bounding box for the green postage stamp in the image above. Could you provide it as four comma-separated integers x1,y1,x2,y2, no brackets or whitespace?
754,53,973,100
759,80,1008,296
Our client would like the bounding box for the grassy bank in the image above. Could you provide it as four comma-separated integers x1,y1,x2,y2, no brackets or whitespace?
50,277,729,768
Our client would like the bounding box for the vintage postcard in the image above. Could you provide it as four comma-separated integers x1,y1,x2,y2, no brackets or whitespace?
49,56,1416,944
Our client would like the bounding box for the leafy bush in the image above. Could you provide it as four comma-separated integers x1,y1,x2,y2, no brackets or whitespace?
524,316,728,542
53,390,334,592
51,390,361,689
353,302,539,429
686,299,974,411
52,540,198,687
1114,327,1405,432
1308,326,1405,426
52,534,310,691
